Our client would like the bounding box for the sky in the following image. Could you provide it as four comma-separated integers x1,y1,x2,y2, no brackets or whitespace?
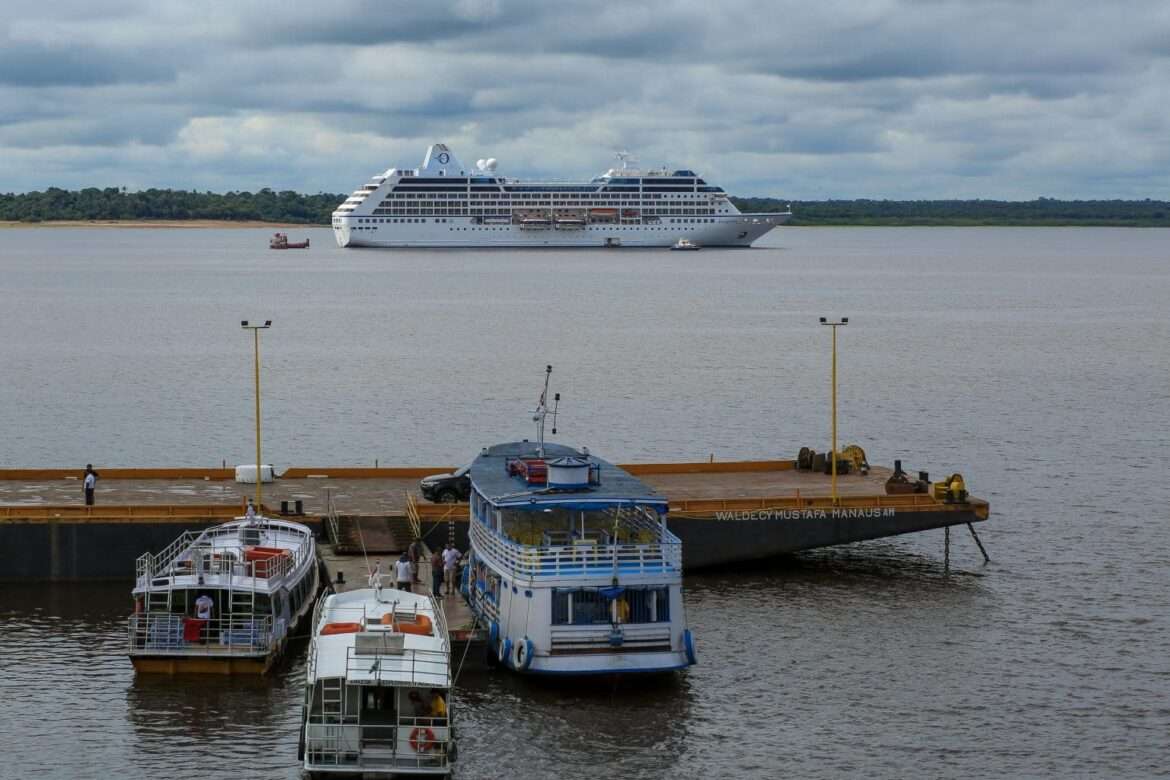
1,0,1168,199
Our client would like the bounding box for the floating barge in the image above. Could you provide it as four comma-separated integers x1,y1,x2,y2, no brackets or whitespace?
0,458,988,581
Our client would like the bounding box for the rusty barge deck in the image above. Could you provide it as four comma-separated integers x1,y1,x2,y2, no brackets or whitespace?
0,460,988,580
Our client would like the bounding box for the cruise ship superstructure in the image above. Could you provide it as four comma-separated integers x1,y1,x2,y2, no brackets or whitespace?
333,144,789,248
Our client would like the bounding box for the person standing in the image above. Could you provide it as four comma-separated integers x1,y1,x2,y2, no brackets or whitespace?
442,543,461,598
430,548,444,596
408,538,422,583
83,464,99,506
395,552,413,592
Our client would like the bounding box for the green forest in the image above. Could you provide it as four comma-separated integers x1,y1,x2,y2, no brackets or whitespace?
2,187,1168,226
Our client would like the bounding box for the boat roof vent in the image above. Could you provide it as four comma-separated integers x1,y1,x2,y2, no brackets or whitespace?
355,631,405,656
547,456,592,489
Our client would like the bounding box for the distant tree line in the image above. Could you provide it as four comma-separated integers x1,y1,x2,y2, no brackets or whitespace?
733,197,1170,226
2,187,1168,226
0,187,341,224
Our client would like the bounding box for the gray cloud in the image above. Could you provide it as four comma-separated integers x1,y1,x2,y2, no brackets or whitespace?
0,0,1167,199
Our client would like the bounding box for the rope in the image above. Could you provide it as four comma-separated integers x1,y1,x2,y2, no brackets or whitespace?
451,612,479,687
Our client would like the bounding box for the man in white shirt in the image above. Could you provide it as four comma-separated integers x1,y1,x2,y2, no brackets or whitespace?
442,544,461,597
195,593,214,620
83,464,99,506
395,553,413,592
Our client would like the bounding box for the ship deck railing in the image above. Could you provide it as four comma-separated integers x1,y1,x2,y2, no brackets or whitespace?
304,712,452,775
135,518,313,589
471,520,682,579
128,613,274,655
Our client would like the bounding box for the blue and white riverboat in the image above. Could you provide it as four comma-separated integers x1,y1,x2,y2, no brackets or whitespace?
463,370,696,676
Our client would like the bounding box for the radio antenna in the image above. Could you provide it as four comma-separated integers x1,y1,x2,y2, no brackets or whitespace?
533,365,561,457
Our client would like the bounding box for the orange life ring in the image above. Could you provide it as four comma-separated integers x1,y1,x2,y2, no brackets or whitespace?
320,622,362,635
409,726,437,752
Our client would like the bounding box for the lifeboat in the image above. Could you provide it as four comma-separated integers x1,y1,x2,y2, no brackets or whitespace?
319,622,362,635
382,612,434,636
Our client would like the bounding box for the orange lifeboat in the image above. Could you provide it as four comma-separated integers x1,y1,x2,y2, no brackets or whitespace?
381,612,434,636
320,622,362,635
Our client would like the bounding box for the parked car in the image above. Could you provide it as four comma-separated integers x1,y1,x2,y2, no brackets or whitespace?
419,465,471,503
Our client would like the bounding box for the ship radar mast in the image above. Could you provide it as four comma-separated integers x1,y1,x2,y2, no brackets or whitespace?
532,364,560,458
615,151,638,171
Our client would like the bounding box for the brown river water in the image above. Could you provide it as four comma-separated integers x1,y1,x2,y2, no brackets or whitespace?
1,226,1169,778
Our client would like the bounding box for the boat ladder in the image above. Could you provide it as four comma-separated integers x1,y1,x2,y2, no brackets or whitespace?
230,588,256,616
146,590,171,612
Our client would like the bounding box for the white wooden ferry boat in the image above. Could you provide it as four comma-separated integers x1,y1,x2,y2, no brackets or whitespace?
300,585,455,777
462,369,696,676
127,514,318,674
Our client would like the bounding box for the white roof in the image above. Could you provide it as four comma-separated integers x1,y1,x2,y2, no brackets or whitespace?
310,588,450,688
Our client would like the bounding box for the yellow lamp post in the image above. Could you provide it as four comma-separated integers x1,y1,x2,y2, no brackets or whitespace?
819,317,848,504
241,320,272,510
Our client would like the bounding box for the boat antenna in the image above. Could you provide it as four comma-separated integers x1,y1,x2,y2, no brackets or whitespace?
533,365,560,458
615,150,637,171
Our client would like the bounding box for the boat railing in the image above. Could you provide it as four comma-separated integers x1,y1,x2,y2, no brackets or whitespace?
136,519,314,587
304,712,451,772
471,520,682,579
128,613,273,654
343,644,451,688
136,530,200,582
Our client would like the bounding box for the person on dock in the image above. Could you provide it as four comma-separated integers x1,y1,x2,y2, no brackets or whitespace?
442,543,461,597
430,548,444,596
82,464,99,506
408,539,422,583
395,552,413,592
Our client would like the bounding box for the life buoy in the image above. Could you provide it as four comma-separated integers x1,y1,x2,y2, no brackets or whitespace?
409,726,437,752
515,636,534,671
498,637,513,668
683,628,698,666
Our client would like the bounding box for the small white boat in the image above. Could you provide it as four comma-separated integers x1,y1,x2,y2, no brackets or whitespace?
301,584,456,776
128,514,319,674
670,238,701,251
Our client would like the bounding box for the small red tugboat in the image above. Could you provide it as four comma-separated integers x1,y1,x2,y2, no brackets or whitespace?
269,232,310,249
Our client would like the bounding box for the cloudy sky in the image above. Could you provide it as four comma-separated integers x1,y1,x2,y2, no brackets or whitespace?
1,0,1168,199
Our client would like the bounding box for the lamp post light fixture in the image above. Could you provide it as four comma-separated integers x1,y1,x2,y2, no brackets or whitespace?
241,320,272,510
819,317,848,504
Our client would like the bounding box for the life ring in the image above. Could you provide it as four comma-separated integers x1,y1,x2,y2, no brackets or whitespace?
515,636,534,671
683,628,698,666
409,726,437,752
498,636,513,668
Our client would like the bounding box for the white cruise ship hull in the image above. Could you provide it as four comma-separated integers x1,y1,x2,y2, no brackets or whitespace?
332,143,791,249
334,213,788,248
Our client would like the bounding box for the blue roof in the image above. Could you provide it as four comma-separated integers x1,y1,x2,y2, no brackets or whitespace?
470,441,667,511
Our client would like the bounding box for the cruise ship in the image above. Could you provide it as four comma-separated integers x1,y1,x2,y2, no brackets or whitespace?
332,144,790,248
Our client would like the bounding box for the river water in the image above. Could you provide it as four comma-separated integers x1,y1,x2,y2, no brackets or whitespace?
1,226,1168,778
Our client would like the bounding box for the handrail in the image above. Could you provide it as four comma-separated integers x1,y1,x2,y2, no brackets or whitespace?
128,613,274,654
470,520,681,579
135,518,315,587
405,494,422,542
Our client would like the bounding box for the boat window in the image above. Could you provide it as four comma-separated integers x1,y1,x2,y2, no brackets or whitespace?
551,587,670,625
